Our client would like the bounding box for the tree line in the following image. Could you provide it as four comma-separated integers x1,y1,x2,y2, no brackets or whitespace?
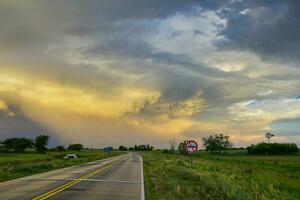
0,135,85,153
167,133,299,155
118,144,154,151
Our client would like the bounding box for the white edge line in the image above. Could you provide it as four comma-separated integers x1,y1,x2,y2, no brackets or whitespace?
140,154,145,200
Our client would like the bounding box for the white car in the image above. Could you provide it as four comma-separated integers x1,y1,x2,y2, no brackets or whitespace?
63,154,77,159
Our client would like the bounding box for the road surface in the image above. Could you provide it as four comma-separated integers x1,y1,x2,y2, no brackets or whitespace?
0,153,144,200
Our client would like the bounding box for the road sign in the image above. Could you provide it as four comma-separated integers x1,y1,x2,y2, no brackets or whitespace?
103,147,113,155
186,140,198,154
185,140,198,168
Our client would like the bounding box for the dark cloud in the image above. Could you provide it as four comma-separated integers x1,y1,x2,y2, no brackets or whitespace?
0,105,61,146
217,0,300,62
63,0,198,21
1,0,300,146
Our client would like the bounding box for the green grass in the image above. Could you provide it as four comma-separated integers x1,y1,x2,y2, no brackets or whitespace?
0,150,124,182
143,151,300,200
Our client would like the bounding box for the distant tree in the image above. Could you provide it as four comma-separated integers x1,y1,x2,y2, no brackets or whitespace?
202,134,232,153
127,144,154,151
128,147,134,151
0,141,4,152
169,139,177,154
68,144,84,151
148,145,154,151
56,145,66,151
34,135,50,153
119,145,128,151
247,142,299,155
265,132,274,143
2,137,34,152
136,145,144,151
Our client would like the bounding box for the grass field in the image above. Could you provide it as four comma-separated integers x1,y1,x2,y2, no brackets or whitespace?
143,151,300,200
0,150,123,182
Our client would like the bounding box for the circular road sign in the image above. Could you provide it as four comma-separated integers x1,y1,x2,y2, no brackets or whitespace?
186,140,198,153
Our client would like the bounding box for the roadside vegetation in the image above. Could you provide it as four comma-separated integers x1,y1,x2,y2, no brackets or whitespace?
144,133,299,200
0,135,124,182
0,150,123,182
144,150,300,200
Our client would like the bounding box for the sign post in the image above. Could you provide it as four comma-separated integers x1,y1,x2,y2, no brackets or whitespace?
185,140,198,168
103,147,113,156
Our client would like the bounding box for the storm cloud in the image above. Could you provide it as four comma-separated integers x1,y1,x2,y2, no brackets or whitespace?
0,0,300,147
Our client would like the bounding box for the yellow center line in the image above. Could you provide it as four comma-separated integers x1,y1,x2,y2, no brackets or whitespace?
32,157,125,200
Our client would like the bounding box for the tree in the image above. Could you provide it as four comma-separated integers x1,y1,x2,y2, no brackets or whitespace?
119,145,128,151
56,145,66,151
128,147,134,151
68,144,83,151
169,139,177,154
34,135,50,153
2,137,33,152
202,134,232,153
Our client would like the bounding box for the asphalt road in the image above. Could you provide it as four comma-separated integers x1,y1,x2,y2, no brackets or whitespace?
0,153,144,200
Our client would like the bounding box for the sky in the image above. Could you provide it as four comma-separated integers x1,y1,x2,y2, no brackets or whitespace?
0,0,300,148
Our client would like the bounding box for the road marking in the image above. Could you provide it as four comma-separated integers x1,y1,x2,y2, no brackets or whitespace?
0,154,126,187
32,157,125,200
140,155,145,200
28,178,140,184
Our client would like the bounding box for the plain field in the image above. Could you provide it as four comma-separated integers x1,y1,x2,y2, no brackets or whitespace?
143,151,300,200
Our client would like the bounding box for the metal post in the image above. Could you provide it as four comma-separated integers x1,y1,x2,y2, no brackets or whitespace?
189,154,192,168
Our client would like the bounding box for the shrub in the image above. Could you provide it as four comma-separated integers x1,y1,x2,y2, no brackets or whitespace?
162,149,169,154
56,146,66,151
247,143,299,155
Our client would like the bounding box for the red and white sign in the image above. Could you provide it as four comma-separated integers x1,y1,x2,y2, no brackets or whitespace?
186,140,198,153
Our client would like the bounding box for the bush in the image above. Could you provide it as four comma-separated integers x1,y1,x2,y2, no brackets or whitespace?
162,149,169,154
55,146,66,151
247,143,299,155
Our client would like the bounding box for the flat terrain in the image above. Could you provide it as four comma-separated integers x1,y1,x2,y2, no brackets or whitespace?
143,151,300,200
0,153,143,200
0,150,124,182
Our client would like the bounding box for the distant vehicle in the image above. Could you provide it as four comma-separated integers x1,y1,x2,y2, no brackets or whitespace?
63,154,77,159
